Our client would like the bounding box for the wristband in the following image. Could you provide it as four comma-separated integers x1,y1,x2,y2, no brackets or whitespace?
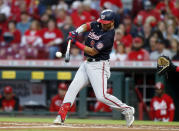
86,22,91,31
75,41,85,51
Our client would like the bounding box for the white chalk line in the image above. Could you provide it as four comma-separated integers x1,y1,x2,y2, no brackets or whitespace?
0,122,178,131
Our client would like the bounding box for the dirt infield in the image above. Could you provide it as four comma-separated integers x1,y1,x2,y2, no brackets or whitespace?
0,122,179,131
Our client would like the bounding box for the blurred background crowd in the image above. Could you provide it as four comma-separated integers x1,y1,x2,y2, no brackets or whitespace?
0,0,179,61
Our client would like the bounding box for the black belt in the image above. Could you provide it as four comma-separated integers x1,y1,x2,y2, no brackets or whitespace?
87,58,108,62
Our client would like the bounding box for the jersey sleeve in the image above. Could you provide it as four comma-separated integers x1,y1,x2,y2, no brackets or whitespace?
168,96,175,111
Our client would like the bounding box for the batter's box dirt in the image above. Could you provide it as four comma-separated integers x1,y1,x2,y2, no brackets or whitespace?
0,122,178,131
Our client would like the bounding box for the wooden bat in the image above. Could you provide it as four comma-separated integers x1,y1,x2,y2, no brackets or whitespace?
65,40,71,63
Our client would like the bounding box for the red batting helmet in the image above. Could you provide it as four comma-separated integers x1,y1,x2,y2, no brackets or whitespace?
58,83,67,90
155,82,164,90
4,86,13,93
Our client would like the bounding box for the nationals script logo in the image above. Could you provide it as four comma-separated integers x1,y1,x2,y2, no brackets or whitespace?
88,32,102,40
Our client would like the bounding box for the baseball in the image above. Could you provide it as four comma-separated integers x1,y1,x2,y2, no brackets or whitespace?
56,52,62,58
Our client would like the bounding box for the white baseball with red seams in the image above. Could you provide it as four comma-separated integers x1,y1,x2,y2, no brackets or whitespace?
56,52,62,58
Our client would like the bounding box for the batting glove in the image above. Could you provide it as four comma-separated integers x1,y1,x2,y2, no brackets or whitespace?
67,36,76,45
67,31,78,44
69,31,78,39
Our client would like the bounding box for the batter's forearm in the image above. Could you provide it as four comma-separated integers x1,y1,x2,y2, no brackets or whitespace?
76,23,91,34
84,46,98,56
74,41,98,56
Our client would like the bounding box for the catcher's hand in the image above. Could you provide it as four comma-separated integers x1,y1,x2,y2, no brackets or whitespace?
157,56,176,75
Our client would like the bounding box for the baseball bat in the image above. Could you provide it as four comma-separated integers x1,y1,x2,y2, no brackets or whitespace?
65,39,71,62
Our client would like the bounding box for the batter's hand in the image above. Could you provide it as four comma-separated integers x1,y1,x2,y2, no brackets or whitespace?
67,37,76,45
69,31,78,39
157,55,176,75
67,31,78,44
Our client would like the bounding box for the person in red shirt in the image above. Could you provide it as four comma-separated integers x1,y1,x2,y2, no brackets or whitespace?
123,15,133,35
10,0,39,22
94,88,113,112
127,37,150,61
100,0,123,13
21,20,42,47
40,19,63,59
50,83,76,112
150,82,175,122
11,0,38,14
55,9,67,28
2,21,21,59
10,0,26,22
0,14,8,44
113,28,133,54
156,0,166,12
0,86,20,112
71,1,92,28
20,20,42,59
11,0,32,8
132,0,143,18
134,1,160,26
83,0,99,21
3,21,21,46
168,0,179,21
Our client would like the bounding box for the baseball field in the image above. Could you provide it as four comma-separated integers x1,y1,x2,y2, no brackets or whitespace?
0,117,178,131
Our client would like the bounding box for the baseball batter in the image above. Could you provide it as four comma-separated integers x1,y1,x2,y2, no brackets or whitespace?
54,10,135,127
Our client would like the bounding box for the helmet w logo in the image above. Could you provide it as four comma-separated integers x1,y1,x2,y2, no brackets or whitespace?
101,15,105,19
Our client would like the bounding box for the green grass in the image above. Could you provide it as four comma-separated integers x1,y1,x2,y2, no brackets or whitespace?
0,116,179,126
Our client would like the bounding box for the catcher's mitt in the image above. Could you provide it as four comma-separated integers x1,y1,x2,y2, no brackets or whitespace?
157,56,176,75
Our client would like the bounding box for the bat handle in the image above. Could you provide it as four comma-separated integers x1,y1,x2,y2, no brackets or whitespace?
67,39,71,51
65,39,71,63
